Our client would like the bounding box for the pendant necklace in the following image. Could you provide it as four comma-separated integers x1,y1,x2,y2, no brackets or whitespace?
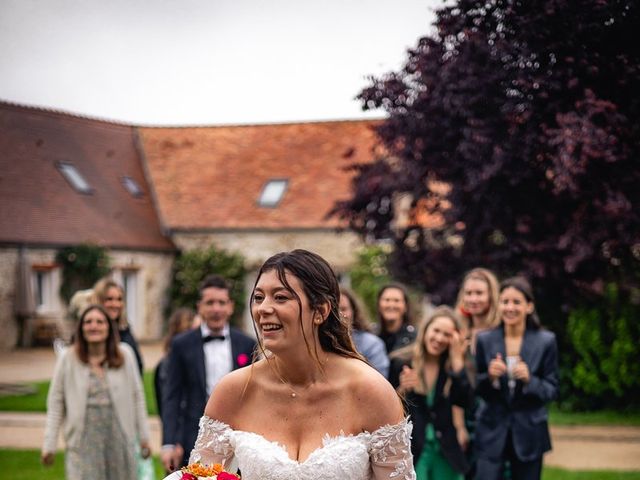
273,356,327,398
274,363,317,398
278,375,315,398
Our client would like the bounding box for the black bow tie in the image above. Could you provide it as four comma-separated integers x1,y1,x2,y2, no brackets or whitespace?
202,334,225,343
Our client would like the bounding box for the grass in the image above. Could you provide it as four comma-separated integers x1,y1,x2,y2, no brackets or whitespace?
543,467,640,479
0,449,638,480
548,404,640,426
0,380,50,412
0,371,159,416
143,370,158,416
0,449,167,478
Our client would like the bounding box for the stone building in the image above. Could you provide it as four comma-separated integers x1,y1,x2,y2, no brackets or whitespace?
0,103,175,349
0,101,379,348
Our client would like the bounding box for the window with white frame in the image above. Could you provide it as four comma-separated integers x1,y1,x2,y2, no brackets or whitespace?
109,268,141,334
57,162,93,194
258,179,288,207
32,266,60,314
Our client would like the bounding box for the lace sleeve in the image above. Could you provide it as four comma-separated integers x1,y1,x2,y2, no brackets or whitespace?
368,418,416,480
189,416,235,467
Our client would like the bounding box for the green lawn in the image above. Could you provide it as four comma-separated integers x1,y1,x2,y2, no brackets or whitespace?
0,449,167,479
543,467,640,479
548,404,640,426
0,371,158,416
0,380,50,412
0,449,638,480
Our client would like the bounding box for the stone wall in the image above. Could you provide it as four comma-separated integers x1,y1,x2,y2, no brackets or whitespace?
0,247,174,350
0,249,20,349
109,250,174,340
172,229,363,271
171,230,364,333
0,231,363,349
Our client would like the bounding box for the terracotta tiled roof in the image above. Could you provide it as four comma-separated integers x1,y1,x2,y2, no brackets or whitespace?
139,121,381,230
0,103,174,251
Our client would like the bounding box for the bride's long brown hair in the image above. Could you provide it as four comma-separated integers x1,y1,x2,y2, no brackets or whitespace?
250,249,364,366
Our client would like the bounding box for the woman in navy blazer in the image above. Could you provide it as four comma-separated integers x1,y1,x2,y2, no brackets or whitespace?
474,277,558,480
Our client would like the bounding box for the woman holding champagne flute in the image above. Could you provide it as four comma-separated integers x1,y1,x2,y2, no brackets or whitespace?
473,277,558,480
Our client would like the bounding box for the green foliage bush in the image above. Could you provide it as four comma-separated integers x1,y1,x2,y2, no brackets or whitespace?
167,245,247,327
349,245,393,322
567,284,640,409
55,244,111,303
349,244,426,327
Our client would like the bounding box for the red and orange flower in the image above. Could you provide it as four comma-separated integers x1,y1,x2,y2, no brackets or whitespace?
180,462,240,480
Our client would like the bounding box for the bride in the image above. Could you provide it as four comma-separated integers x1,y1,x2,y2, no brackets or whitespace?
166,249,415,480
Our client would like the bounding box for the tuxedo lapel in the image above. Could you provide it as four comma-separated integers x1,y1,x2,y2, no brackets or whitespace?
229,330,239,369
191,332,207,394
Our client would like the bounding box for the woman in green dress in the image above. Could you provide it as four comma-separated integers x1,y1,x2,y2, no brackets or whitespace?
389,306,473,480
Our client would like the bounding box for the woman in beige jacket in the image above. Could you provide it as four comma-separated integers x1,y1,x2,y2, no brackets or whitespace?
42,304,151,480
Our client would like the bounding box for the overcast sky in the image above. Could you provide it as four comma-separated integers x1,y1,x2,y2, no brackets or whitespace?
0,0,442,125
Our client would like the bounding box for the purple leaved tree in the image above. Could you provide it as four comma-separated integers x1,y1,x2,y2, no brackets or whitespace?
334,0,640,316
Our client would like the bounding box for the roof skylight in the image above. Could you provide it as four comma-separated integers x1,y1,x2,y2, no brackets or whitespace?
57,162,92,194
122,176,144,198
258,179,288,207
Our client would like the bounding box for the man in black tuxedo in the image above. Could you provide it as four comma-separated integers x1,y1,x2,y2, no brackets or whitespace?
160,274,256,471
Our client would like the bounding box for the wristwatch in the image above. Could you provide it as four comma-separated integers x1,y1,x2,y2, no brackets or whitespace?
141,446,151,458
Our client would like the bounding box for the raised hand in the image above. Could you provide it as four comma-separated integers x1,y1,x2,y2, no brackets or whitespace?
448,330,469,372
398,365,420,394
512,357,531,384
488,352,507,382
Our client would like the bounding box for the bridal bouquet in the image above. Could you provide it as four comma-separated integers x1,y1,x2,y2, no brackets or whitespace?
179,462,240,480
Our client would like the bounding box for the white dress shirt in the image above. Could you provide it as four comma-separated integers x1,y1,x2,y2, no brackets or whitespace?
201,323,233,396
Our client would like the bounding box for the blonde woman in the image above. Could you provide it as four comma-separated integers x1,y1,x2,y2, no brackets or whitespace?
453,268,501,478
389,306,472,480
93,278,144,375
455,268,500,353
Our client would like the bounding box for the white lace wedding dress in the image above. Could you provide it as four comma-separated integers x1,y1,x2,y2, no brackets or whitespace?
172,415,416,480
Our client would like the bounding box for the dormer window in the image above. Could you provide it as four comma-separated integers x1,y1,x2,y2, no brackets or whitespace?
258,179,288,207
122,176,144,198
57,162,92,194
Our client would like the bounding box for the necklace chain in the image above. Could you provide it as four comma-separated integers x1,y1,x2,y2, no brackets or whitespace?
273,363,317,398
272,357,327,398
277,374,316,398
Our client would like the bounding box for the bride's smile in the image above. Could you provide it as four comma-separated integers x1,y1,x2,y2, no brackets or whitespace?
251,269,319,351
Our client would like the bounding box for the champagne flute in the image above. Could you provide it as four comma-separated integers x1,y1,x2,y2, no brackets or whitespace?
506,356,518,393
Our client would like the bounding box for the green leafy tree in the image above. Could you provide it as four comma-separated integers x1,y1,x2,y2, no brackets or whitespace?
167,246,247,326
349,245,394,322
55,244,111,303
